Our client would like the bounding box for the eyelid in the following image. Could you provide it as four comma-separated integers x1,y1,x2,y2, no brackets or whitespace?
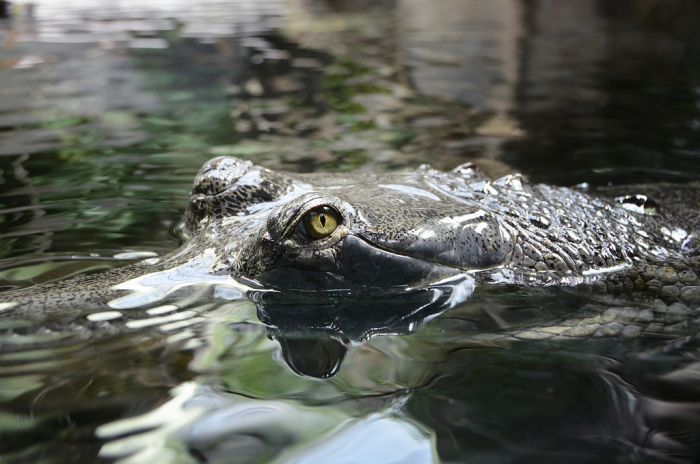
269,194,348,241
277,196,329,238
296,216,310,237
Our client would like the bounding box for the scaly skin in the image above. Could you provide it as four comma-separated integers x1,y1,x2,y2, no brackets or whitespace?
1,157,698,338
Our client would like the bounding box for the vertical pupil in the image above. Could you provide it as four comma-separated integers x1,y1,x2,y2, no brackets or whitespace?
319,214,326,227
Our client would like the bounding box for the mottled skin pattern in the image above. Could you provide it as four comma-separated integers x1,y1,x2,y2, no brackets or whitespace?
1,156,699,338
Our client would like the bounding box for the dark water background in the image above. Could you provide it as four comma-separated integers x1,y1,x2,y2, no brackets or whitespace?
1,1,700,462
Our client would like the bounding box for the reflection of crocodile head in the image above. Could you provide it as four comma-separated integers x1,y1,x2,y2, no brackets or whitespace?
185,156,698,292
250,287,454,378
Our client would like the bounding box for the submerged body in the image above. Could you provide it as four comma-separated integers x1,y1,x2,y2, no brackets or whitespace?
1,157,699,336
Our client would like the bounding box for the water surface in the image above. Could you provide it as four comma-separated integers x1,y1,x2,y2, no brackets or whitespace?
1,1,700,462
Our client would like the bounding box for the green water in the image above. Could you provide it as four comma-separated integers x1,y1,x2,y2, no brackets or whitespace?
1,1,700,462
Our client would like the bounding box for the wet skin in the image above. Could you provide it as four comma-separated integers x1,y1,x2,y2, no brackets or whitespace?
1,156,699,337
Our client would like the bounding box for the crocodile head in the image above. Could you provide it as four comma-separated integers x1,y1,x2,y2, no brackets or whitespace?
184,156,515,290
185,157,698,292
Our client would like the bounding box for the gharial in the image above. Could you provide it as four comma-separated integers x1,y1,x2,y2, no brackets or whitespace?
1,156,699,338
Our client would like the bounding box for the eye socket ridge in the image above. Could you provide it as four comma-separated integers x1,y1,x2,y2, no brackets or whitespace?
298,205,342,240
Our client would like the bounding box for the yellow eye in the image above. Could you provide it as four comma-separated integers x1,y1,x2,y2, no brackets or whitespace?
302,206,340,239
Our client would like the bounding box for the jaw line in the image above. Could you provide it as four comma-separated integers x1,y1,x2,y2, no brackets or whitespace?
355,232,510,272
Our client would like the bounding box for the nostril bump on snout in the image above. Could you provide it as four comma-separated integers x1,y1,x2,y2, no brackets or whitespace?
192,157,252,196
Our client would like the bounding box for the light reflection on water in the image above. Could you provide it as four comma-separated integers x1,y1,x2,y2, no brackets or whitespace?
97,383,437,464
0,0,700,463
